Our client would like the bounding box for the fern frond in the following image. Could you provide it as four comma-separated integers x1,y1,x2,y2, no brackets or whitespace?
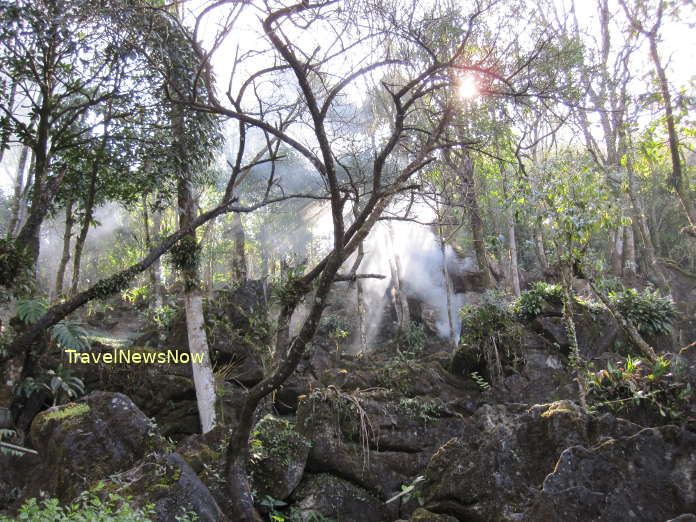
50,321,91,351
16,298,49,324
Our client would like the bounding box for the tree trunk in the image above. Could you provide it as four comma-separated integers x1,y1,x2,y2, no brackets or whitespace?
178,163,217,434
151,208,164,310
506,205,521,296
54,199,74,298
142,196,164,310
14,88,60,269
647,34,696,236
184,291,217,433
535,225,549,271
456,152,493,287
439,229,456,347
348,210,367,353
230,212,247,282
70,166,98,296
6,145,30,239
623,224,636,279
625,147,668,288
560,262,588,410
610,227,624,277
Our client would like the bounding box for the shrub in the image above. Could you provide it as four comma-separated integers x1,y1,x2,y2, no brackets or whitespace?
460,291,514,345
607,287,676,336
395,321,426,359
586,355,692,419
0,486,154,522
513,281,564,321
459,292,523,385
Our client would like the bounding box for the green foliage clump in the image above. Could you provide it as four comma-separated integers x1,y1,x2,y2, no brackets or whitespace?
16,297,91,351
460,292,514,344
250,415,310,467
586,355,692,419
168,236,201,275
0,428,21,457
271,266,307,307
607,287,676,337
395,321,426,360
0,484,156,522
146,304,178,329
470,371,491,391
458,292,524,385
14,368,85,407
513,281,563,321
394,397,446,424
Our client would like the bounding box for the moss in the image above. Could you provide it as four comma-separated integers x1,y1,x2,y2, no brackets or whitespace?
251,415,308,465
31,403,91,440
393,397,447,424
377,360,422,396
43,403,90,422
538,400,582,419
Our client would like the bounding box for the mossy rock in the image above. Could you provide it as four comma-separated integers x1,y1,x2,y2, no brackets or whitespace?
99,452,223,522
25,392,161,502
290,473,388,522
250,415,310,500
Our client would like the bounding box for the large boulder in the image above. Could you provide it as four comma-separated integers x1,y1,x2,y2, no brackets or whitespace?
527,425,696,521
25,391,160,501
249,415,310,501
296,386,469,509
101,452,224,522
290,473,389,522
419,401,644,521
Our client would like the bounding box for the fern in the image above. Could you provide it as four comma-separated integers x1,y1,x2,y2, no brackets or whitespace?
471,371,491,391
16,298,48,324
50,320,91,351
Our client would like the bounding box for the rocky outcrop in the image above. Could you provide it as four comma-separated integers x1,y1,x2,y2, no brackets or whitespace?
25,391,160,501
417,400,696,522
14,391,224,521
527,425,696,521
295,385,470,518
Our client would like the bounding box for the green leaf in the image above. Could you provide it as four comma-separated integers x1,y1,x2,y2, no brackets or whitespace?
50,321,91,351
16,298,49,324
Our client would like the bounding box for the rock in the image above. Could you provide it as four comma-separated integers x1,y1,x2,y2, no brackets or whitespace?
156,399,201,439
408,507,460,522
527,425,696,521
249,415,310,501
25,391,160,501
290,473,388,522
102,452,224,522
296,387,468,506
419,401,643,521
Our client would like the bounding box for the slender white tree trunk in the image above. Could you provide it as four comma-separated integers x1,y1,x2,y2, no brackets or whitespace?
184,291,217,433
506,205,521,296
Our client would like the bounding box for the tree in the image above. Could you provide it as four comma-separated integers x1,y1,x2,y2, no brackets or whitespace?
620,0,696,240
174,0,567,518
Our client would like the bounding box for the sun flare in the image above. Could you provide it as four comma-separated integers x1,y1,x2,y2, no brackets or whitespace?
458,75,479,99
